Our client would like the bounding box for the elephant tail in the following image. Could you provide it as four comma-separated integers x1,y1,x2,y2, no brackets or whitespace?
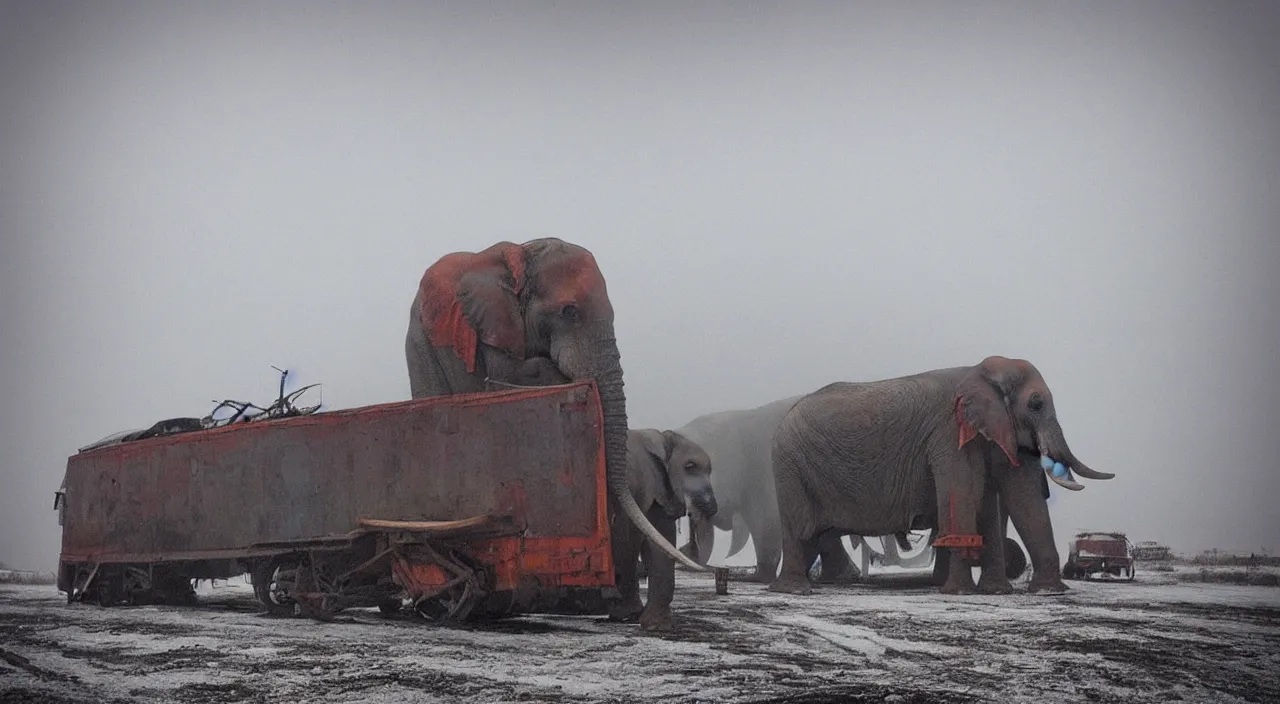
726,514,751,559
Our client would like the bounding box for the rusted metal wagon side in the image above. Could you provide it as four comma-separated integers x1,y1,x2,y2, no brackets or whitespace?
55,381,616,622
1062,531,1136,582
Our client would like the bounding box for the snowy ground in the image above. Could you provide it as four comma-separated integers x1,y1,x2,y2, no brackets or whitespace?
2,568,1278,704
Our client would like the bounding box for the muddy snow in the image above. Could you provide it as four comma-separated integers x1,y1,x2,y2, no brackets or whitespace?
2,570,1277,703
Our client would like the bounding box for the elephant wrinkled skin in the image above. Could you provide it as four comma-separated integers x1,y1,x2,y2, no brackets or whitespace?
404,238,700,571
769,356,1113,596
609,430,716,631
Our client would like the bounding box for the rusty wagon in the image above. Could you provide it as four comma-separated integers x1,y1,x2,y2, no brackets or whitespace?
1062,531,1136,582
53,381,618,622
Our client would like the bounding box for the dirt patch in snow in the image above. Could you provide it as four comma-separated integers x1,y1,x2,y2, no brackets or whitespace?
1,572,1277,703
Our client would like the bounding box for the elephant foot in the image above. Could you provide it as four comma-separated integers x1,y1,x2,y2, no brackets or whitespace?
607,598,643,623
768,577,813,595
939,573,977,595
1027,578,1071,595
639,606,674,633
815,569,862,585
976,577,1015,595
751,568,776,584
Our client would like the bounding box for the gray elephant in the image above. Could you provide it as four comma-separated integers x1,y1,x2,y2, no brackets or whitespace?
769,356,1113,596
674,396,914,583
609,429,716,632
404,238,701,571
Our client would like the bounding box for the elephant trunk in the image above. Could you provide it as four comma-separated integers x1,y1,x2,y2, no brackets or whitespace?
1037,419,1114,491
592,334,709,572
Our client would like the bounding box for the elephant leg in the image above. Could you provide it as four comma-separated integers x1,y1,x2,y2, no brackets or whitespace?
607,509,644,623
639,509,677,633
814,533,860,584
975,487,1014,594
750,514,783,584
992,495,1029,580
770,528,819,596
942,547,977,594
1000,465,1069,594
932,451,986,595
931,545,949,586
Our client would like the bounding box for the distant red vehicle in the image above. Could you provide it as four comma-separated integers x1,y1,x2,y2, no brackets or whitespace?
1063,531,1136,581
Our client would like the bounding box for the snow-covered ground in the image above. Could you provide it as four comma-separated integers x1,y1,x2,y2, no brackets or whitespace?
2,569,1277,704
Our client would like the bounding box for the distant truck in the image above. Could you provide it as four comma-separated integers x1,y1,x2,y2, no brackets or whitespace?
1133,541,1173,562
1063,531,1136,581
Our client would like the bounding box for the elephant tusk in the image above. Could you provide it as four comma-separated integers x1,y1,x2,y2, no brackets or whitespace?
618,486,711,572
1048,472,1085,491
1068,461,1115,481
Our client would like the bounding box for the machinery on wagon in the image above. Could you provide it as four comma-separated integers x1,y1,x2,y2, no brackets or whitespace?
1062,531,1136,582
53,377,617,623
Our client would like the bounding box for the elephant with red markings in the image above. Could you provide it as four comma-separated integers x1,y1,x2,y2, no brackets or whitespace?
769,356,1113,596
404,237,703,573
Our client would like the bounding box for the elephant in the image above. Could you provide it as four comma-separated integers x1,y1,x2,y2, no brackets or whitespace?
672,396,919,584
768,355,1114,596
673,396,810,581
608,429,717,631
404,237,700,571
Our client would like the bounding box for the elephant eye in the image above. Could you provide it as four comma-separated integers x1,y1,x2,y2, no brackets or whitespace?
684,461,698,471
1027,393,1044,412
560,303,579,322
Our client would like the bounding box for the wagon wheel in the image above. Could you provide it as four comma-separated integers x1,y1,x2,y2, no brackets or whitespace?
253,556,300,617
92,573,124,607
413,576,480,623
290,559,340,622
405,544,487,625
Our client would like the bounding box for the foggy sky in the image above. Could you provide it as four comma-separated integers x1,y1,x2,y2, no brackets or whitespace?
2,1,1277,571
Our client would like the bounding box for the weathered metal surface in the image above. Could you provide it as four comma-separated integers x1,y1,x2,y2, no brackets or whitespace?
1072,532,1132,560
59,382,613,591
1076,540,1131,559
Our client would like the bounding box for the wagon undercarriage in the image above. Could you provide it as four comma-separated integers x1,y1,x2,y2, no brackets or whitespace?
64,513,541,624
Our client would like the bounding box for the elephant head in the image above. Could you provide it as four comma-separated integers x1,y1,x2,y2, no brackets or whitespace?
635,430,718,521
954,356,1114,492
409,238,704,571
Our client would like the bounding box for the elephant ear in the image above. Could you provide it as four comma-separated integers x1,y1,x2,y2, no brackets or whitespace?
418,243,528,374
953,365,1021,467
638,429,681,511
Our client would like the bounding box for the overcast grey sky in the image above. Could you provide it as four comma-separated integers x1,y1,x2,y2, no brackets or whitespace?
2,1,1277,571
